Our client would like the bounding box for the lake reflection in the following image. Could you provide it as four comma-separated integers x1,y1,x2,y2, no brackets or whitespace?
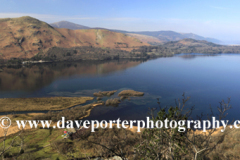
0,60,142,94
1,54,240,121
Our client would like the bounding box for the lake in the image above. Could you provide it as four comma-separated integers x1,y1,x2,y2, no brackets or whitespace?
0,54,240,121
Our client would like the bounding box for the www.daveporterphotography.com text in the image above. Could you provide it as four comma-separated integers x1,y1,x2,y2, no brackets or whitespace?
7,117,240,133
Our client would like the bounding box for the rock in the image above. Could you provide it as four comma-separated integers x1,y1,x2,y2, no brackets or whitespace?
105,98,120,106
93,90,117,97
118,90,144,97
97,97,102,101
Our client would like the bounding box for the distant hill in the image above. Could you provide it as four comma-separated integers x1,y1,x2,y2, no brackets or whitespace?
93,29,221,44
50,21,90,30
126,33,164,45
51,21,221,44
0,16,148,60
164,38,220,47
114,30,221,44
135,38,240,57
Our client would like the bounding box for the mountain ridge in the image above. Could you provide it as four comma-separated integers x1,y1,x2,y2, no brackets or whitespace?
50,20,221,44
123,30,221,44
0,16,149,60
50,21,90,30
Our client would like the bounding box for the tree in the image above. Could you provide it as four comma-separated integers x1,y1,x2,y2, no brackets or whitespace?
135,94,232,160
135,94,192,159
185,98,232,160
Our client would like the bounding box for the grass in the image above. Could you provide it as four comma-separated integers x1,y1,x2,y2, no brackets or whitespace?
0,126,137,159
0,97,93,112
0,128,66,159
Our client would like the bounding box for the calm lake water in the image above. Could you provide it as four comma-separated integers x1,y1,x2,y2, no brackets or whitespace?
0,54,240,121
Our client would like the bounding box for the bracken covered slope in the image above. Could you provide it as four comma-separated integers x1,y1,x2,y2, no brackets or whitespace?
0,16,149,60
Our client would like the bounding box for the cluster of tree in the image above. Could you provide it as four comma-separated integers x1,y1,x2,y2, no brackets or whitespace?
32,46,150,62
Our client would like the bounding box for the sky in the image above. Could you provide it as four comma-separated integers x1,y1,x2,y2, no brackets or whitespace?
0,0,240,43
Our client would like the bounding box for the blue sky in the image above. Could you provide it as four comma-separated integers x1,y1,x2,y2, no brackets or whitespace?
0,0,240,43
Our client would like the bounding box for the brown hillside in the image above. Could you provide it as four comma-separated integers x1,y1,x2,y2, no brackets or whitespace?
0,16,149,60
126,33,164,45
55,28,149,51
0,16,65,59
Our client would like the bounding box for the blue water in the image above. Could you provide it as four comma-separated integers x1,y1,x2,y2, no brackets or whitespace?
0,54,239,121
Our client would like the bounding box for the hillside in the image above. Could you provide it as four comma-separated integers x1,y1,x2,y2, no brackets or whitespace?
164,38,220,47
124,31,221,44
50,21,90,30
126,33,164,45
0,16,64,59
51,21,221,45
94,29,221,44
0,16,148,60
135,38,240,57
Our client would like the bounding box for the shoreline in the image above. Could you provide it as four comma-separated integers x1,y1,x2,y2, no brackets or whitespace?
0,96,94,112
0,57,152,67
